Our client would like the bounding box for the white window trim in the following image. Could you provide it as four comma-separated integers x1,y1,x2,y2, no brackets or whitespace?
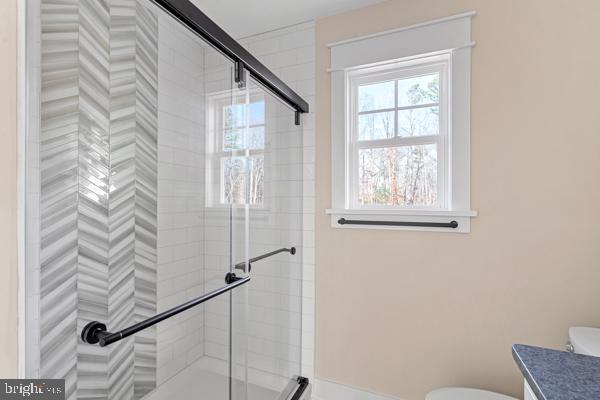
347,56,449,211
327,11,478,233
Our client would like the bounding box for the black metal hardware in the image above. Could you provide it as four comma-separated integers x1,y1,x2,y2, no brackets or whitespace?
290,376,310,400
151,0,309,114
234,60,246,88
81,276,251,347
81,321,109,346
234,247,296,272
224,272,244,284
337,218,458,229
295,110,301,126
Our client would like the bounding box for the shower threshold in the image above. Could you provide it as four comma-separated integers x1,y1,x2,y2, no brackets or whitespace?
144,358,309,400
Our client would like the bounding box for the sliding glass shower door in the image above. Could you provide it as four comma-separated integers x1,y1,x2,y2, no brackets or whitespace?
201,41,250,400
212,70,306,400
30,0,306,399
229,76,305,400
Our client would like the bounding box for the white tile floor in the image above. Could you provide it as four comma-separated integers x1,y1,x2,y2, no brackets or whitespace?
145,358,280,400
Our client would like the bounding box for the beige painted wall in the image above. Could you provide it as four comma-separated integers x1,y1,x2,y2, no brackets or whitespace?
315,1,600,399
0,0,19,378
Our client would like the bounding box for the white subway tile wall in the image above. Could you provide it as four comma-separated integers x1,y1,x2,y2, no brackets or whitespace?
156,12,207,385
244,23,316,383
199,21,316,389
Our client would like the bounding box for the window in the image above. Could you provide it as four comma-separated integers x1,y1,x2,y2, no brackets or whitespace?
348,56,448,209
327,12,477,232
207,91,265,207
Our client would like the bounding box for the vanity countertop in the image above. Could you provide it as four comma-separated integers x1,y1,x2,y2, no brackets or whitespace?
512,344,600,400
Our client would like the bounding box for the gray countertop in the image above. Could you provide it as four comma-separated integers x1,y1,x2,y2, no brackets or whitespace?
512,344,600,400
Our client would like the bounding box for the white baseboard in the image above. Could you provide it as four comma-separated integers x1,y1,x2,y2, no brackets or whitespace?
311,379,403,400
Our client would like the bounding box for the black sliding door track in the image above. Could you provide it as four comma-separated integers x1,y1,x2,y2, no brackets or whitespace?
152,0,309,114
290,377,310,400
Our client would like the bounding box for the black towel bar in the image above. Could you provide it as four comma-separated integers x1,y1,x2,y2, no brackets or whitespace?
337,218,458,229
234,247,296,272
81,276,250,347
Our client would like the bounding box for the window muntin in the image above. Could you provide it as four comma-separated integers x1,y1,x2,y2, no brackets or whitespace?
348,56,449,209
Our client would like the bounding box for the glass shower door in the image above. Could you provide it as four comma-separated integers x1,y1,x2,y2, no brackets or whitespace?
200,34,250,400
33,0,307,398
230,75,305,400
34,0,251,398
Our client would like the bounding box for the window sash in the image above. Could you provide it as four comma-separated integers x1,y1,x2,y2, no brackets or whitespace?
219,95,266,153
356,102,439,117
355,134,439,149
207,90,266,208
350,138,445,210
347,57,449,210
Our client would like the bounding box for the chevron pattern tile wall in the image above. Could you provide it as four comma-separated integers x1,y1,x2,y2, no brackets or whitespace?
40,1,158,399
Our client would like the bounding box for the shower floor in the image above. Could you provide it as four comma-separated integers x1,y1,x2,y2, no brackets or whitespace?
145,359,279,400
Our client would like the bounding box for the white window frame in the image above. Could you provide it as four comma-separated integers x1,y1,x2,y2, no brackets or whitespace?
347,56,449,211
327,12,478,232
206,89,266,209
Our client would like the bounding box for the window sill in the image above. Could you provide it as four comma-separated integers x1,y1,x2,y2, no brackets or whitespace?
325,208,477,233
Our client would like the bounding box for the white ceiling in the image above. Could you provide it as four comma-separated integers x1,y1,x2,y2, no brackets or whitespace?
190,0,386,38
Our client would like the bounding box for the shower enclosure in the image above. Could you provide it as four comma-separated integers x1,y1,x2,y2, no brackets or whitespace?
25,0,309,399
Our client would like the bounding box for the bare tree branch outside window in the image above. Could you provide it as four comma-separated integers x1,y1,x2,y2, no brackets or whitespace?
357,73,440,207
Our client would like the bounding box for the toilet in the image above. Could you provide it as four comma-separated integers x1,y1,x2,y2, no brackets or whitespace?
567,326,600,356
426,326,600,400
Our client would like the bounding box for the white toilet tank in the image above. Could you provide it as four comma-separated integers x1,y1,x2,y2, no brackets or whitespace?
568,326,600,356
